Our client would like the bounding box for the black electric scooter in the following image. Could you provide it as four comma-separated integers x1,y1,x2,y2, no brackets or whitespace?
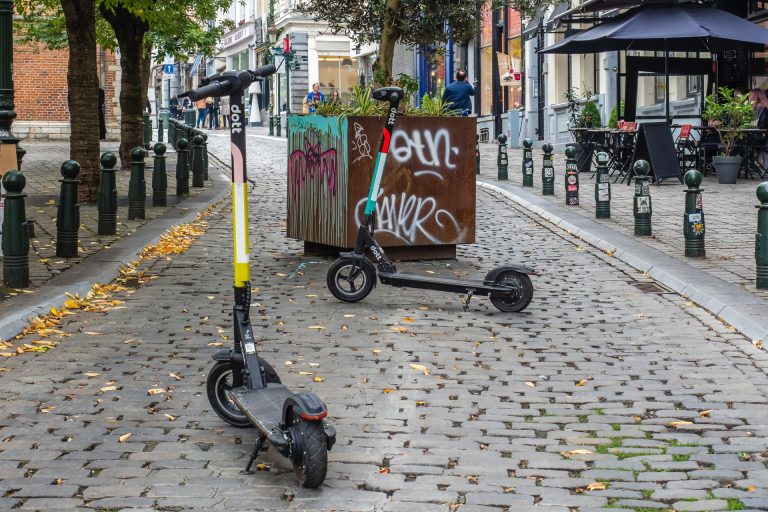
326,87,535,312
181,65,336,488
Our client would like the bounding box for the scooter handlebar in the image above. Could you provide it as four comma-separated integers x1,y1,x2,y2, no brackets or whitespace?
179,64,275,101
179,81,230,102
250,63,276,78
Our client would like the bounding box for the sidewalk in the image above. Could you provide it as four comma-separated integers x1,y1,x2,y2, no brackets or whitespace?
478,141,768,341
0,138,229,340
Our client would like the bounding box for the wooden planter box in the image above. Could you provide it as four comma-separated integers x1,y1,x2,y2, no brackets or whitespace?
286,114,476,260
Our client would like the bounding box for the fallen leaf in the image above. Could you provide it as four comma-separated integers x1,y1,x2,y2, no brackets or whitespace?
207,342,224,347
754,340,764,350
409,363,430,375
313,377,325,382
382,388,394,394
147,388,166,395
118,433,132,443
561,449,593,457
415,400,427,406
503,487,515,493
84,372,101,378
586,482,606,491
46,199,55,205
699,410,712,418
467,475,479,483
372,349,382,355
308,363,320,368
164,414,176,421
298,371,315,375
284,361,294,366
402,317,414,322
99,385,118,392
207,296,215,300
307,325,325,330
343,314,356,318
390,326,407,333
255,463,270,471
524,381,535,387
747,486,758,492
668,421,694,428
82,331,101,336
575,379,588,386
378,467,389,474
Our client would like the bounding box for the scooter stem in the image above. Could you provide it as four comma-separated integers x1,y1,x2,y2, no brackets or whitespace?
363,91,401,221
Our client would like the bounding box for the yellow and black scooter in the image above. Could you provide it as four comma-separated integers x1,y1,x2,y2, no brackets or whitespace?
180,65,336,488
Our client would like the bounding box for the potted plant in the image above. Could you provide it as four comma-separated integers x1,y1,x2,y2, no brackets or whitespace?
702,87,755,184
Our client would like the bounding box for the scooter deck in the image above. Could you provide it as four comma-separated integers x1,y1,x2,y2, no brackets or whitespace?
232,385,292,434
378,271,511,296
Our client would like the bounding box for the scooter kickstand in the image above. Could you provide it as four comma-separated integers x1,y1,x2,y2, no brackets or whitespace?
463,289,475,311
241,435,265,475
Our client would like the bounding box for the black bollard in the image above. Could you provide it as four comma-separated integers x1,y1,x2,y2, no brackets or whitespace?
98,152,118,236
128,147,147,220
152,143,168,207
26,219,35,239
683,169,705,258
633,160,652,236
169,120,177,149
595,152,611,218
269,114,275,136
158,118,164,143
542,143,555,195
475,134,480,175
2,171,29,288
564,145,579,205
192,134,205,188
176,138,190,196
522,138,534,187
201,132,209,180
143,112,152,150
497,134,508,180
55,160,81,258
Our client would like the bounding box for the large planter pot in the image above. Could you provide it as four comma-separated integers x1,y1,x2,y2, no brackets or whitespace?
712,155,741,184
286,114,477,260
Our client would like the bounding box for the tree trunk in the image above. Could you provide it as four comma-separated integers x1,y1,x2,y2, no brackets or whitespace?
61,0,100,202
100,4,149,168
373,0,400,84
141,44,152,116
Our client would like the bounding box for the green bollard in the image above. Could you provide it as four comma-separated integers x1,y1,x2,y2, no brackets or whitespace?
595,152,611,218
128,147,147,220
683,169,705,258
633,160,652,236
158,118,164,143
542,143,555,195
176,138,190,196
143,112,152,150
98,152,118,236
201,132,209,180
168,120,175,149
276,115,281,138
192,134,205,188
55,160,80,258
184,109,195,127
497,134,508,180
564,145,579,205
522,138,534,187
756,183,768,289
475,134,480,176
269,114,275,137
1,171,29,288
152,143,167,207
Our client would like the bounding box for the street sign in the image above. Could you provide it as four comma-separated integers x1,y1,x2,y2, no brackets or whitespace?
163,64,174,74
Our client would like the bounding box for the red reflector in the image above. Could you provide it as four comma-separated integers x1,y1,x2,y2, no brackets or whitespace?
300,411,328,421
381,129,391,153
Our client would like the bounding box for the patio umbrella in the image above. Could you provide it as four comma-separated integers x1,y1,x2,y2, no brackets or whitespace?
541,3,768,54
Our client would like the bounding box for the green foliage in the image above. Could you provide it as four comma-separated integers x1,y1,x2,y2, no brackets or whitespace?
608,101,625,129
346,84,388,116
564,87,600,128
703,86,755,156
412,90,459,117
581,100,601,128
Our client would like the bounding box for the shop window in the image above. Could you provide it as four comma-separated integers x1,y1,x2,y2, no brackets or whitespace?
318,57,358,98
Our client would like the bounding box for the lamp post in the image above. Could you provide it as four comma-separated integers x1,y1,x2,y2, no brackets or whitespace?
272,36,305,138
0,0,23,171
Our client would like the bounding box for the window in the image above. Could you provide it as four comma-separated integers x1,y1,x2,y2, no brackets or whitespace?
318,57,359,97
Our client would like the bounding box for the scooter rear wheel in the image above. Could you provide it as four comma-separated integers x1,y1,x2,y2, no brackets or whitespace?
488,270,533,312
287,408,328,488
326,257,376,303
206,359,281,428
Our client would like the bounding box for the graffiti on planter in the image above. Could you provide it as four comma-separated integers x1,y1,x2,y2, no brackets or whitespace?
390,128,460,172
355,190,466,245
288,138,338,199
351,122,372,163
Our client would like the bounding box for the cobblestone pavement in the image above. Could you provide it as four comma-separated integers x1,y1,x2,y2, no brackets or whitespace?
479,143,768,299
0,140,217,302
1,130,768,511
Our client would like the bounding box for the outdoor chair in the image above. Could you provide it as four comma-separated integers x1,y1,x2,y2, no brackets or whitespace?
676,124,698,174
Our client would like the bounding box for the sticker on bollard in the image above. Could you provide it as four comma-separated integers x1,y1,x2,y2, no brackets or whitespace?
633,160,652,236
756,182,768,289
542,143,554,195
522,138,534,187
683,169,705,258
595,152,611,218
564,145,578,205
497,134,508,181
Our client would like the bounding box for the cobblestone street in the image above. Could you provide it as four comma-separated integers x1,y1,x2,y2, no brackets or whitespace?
2,132,768,511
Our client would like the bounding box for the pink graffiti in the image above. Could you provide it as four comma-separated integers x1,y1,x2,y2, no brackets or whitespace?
288,137,338,200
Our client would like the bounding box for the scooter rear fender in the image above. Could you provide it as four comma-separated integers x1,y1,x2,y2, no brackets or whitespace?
283,392,328,422
483,265,537,285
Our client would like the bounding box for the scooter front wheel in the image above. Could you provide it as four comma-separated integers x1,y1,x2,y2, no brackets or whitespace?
287,408,328,488
488,269,534,312
326,257,376,303
206,359,281,428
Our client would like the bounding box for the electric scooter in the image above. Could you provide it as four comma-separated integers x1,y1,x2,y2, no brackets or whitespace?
326,87,535,312
180,65,336,488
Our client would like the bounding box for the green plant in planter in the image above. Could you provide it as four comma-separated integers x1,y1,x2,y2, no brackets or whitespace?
413,89,460,117
580,100,601,128
564,87,599,128
703,86,755,156
608,100,625,129
346,84,388,116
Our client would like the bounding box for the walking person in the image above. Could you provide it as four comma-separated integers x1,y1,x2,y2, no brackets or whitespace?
195,97,208,128
169,95,179,120
209,96,220,130
220,95,230,129
305,83,325,113
442,69,475,116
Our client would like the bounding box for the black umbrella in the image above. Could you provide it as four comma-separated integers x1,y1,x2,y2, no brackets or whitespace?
542,3,768,54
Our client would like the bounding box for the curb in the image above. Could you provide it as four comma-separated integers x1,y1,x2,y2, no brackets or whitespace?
0,173,230,342
477,178,768,344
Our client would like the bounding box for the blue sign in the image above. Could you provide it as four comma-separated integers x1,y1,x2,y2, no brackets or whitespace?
163,64,174,74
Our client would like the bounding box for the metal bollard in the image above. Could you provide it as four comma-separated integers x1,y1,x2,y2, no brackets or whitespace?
497,134,508,180
26,219,35,239
276,115,281,138
143,112,152,150
522,138,534,187
595,152,611,218
176,138,190,196
475,134,480,175
201,132,209,180
98,152,118,236
192,134,205,188
55,160,80,258
158,118,164,143
564,145,579,205
269,114,275,136
1,171,29,288
184,109,195,127
756,183,768,289
152,143,168,207
128,147,147,220
542,143,554,195
633,160,652,236
683,169,705,258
